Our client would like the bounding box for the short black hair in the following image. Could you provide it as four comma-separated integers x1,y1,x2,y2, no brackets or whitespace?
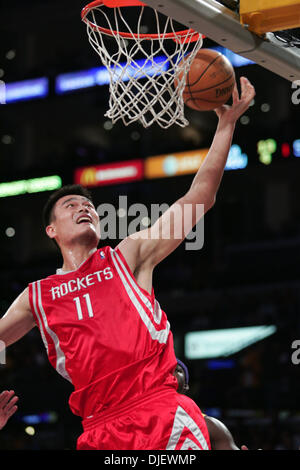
43,184,94,227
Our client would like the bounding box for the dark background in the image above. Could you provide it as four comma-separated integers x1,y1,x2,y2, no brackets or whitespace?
1,0,300,450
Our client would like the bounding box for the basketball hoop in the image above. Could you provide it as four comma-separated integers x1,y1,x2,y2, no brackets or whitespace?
81,0,203,128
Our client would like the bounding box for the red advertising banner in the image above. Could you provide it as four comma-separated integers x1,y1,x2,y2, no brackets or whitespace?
74,160,144,187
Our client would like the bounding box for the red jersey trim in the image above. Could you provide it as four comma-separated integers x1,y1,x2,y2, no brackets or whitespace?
114,247,164,325
114,246,155,300
114,246,162,321
29,280,72,383
166,405,210,450
29,281,49,354
111,248,170,344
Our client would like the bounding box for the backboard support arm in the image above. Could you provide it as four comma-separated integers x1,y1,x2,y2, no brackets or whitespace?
144,0,300,81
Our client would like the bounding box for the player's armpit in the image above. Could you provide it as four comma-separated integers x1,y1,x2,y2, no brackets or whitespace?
0,288,36,347
116,234,155,295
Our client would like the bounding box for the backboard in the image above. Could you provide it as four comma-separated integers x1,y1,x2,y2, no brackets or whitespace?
144,0,300,82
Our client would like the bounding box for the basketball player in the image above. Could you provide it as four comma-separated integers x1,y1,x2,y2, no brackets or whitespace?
0,390,18,430
0,77,255,450
174,360,250,450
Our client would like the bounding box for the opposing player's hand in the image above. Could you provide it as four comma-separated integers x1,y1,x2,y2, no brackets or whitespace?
0,390,18,430
241,444,263,450
214,77,255,124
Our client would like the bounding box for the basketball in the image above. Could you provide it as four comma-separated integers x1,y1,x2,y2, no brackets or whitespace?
176,49,236,111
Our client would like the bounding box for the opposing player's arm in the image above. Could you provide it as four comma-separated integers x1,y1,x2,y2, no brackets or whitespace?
205,415,240,450
0,288,36,348
118,77,255,273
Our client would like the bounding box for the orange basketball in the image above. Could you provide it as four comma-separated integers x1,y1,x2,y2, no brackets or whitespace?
176,49,236,111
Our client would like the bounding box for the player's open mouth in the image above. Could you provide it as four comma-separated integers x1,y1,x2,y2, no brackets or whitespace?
76,216,93,224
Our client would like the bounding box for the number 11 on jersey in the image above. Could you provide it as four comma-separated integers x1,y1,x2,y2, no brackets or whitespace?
73,294,94,320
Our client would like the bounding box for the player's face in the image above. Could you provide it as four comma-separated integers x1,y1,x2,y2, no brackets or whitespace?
174,364,187,394
48,195,100,246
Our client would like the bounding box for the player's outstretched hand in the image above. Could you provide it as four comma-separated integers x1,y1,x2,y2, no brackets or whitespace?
0,390,18,430
214,77,255,124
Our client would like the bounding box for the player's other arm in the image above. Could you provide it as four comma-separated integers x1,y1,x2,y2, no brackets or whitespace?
118,77,255,271
205,415,240,450
0,288,36,348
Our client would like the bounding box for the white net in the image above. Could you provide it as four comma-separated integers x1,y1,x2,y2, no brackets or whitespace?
82,2,203,128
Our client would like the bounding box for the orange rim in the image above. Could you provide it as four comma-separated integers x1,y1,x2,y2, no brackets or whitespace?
81,0,201,41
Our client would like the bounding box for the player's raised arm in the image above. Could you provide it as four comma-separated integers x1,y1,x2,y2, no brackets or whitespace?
118,77,255,272
0,288,36,348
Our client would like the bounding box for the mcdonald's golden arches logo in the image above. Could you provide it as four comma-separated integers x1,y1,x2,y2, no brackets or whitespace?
80,167,97,187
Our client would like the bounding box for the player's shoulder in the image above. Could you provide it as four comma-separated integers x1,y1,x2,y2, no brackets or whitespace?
204,415,239,450
12,286,31,311
204,415,232,437
204,415,224,427
19,286,30,301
